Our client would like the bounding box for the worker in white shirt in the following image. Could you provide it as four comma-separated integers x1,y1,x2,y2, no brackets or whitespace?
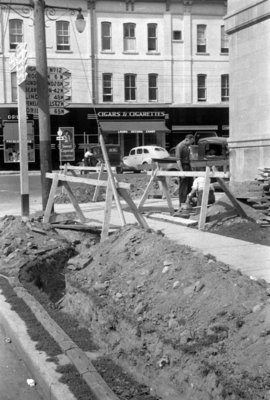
187,176,215,208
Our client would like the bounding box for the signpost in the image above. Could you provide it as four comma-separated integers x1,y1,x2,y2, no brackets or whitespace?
25,66,71,116
15,42,30,218
56,128,64,167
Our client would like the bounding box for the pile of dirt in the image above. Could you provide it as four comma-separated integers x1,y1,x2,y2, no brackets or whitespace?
62,224,270,400
1,198,270,400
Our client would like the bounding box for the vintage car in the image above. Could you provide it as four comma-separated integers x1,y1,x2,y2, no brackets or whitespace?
82,143,123,173
122,146,171,171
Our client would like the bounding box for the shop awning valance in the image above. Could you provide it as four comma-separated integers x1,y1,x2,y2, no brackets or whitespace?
99,120,170,134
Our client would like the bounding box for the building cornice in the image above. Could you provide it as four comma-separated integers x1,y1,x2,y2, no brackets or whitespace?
225,0,270,34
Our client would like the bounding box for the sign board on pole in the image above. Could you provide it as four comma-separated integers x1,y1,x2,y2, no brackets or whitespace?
25,66,71,115
59,127,75,162
16,43,28,85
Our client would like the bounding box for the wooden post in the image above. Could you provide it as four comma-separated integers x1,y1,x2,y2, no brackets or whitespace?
92,163,105,202
99,133,126,226
17,79,30,218
101,178,113,241
198,166,211,230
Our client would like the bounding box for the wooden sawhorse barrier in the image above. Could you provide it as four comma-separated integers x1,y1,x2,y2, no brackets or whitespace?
59,164,115,202
43,172,149,241
138,166,248,230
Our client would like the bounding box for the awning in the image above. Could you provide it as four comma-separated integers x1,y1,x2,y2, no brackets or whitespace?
99,120,170,134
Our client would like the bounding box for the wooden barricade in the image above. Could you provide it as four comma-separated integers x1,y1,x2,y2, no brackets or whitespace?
138,165,247,230
43,172,149,240
59,164,113,202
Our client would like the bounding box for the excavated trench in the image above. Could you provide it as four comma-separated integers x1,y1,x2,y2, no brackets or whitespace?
18,235,161,400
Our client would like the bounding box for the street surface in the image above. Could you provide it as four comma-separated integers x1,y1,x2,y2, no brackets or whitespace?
0,173,42,216
0,323,44,400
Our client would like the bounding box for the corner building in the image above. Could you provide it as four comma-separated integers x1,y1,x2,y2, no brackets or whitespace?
225,0,270,182
0,0,229,169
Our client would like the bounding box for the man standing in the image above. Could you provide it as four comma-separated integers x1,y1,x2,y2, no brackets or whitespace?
175,134,194,211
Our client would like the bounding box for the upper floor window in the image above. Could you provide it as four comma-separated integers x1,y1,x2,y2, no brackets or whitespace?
102,22,112,51
123,23,136,52
148,24,157,52
173,30,182,41
197,74,207,102
124,74,136,101
11,72,17,102
103,73,113,102
221,74,229,102
56,21,70,51
148,74,158,102
9,19,23,50
221,25,229,54
197,24,206,53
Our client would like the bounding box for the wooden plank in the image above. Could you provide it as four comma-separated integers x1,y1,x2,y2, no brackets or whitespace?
157,176,175,215
43,174,59,223
147,213,198,227
92,163,105,202
198,166,211,230
99,134,126,226
216,178,248,219
138,169,157,209
117,187,149,230
101,179,113,241
150,170,229,178
46,172,131,190
61,181,86,223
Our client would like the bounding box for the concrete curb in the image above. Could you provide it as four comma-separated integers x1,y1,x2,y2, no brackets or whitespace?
0,277,120,400
0,288,76,400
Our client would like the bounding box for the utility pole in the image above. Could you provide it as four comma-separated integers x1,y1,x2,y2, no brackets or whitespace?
33,0,52,210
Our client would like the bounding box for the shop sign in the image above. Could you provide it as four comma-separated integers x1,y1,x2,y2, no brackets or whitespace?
58,127,75,162
88,111,167,119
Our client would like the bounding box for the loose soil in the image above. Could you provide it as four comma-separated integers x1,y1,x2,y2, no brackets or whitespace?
1,173,270,399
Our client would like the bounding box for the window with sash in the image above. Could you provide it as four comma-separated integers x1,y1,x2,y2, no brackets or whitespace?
197,74,207,101
56,21,70,51
103,73,113,102
147,24,157,52
148,74,158,101
221,74,229,102
9,19,23,50
11,72,17,102
197,24,206,53
124,74,136,101
123,23,136,52
102,22,112,51
221,25,229,54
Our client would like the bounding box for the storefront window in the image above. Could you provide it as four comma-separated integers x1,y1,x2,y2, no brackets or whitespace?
3,120,35,163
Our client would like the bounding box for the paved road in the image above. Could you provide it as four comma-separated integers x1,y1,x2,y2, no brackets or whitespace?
0,323,44,400
0,173,42,215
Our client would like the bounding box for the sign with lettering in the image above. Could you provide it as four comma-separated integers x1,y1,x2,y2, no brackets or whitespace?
16,42,28,85
59,127,75,161
25,66,70,115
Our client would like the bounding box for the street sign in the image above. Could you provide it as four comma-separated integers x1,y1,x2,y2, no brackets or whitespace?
16,43,28,85
25,65,71,115
56,136,65,140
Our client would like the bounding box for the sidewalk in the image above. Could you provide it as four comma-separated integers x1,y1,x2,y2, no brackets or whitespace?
1,196,270,282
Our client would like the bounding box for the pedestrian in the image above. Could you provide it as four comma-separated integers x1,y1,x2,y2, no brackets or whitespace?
83,150,96,167
175,134,194,212
187,175,215,210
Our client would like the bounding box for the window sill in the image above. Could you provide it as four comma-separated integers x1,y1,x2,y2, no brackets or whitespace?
146,52,161,55
220,52,229,55
101,51,115,54
55,50,73,53
122,51,139,55
196,52,210,56
172,40,184,43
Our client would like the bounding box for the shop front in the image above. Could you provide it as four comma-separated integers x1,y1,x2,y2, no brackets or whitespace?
0,105,228,170
98,114,170,156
